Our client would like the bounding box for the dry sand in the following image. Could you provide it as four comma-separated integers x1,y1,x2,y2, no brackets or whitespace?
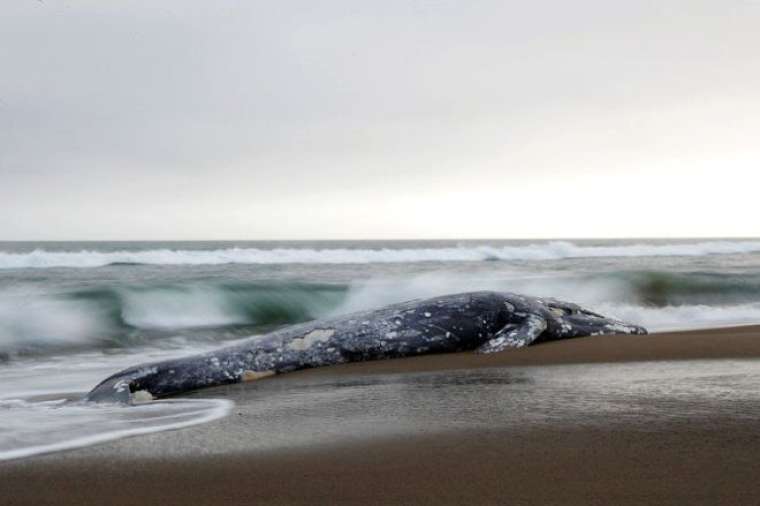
3,325,760,505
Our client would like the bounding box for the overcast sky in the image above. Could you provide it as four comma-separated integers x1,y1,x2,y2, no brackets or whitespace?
1,1,758,240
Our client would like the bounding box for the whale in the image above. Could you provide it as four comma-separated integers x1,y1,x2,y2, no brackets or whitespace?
86,291,647,403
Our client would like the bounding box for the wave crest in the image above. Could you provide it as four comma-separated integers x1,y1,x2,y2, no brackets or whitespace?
0,283,345,358
2,240,760,269
3,270,760,358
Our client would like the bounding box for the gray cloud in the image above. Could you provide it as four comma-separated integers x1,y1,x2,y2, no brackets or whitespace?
1,1,758,239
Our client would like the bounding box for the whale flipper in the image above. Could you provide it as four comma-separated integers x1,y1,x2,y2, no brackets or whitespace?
476,314,547,353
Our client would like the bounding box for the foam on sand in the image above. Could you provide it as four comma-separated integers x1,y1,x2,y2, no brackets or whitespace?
0,397,232,461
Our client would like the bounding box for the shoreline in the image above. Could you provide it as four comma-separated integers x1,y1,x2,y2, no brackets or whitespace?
281,324,760,378
4,325,760,505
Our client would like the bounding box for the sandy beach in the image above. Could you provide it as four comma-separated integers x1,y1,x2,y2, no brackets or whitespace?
4,325,760,505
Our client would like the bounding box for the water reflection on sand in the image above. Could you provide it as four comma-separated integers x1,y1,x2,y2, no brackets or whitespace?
178,359,760,453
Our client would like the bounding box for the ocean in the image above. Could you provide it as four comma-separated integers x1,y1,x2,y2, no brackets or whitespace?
2,238,760,460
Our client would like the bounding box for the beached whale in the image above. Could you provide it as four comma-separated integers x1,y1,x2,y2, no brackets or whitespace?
86,291,647,403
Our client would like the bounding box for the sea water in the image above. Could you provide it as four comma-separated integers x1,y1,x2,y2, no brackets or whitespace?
2,238,760,460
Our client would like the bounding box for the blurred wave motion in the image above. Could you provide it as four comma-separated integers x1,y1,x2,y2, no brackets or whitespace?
1,238,760,358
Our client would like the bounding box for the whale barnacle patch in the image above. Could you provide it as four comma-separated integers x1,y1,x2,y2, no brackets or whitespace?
287,329,336,351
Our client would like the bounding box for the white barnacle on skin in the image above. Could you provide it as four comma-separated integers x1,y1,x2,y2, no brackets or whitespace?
424,312,432,317
137,366,158,376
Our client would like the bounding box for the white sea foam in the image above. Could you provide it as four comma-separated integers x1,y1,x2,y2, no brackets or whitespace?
2,240,760,269
118,286,252,329
594,303,760,332
0,397,232,461
0,343,238,461
0,294,112,350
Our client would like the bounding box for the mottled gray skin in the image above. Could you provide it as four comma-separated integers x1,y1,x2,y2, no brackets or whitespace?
86,291,647,403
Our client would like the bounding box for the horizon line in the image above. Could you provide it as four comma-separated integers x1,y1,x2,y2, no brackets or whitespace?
1,236,759,243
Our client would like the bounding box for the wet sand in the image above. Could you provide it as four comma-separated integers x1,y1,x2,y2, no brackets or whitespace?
4,325,760,505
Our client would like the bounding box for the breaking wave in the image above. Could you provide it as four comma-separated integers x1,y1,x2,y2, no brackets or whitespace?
0,283,345,357
2,240,760,269
3,270,760,358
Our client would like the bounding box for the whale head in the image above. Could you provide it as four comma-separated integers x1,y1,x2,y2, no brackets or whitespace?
539,298,648,339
